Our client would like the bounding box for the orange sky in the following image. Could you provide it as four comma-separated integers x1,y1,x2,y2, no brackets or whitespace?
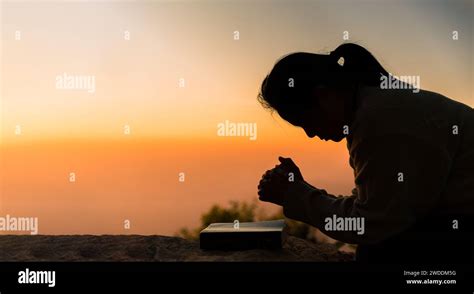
0,0,472,235
1,137,353,235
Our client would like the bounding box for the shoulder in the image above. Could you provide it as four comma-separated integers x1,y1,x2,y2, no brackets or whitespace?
348,87,462,151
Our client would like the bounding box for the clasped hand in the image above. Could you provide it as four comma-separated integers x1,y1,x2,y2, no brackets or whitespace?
257,156,304,206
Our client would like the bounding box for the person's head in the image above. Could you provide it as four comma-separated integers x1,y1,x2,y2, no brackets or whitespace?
258,43,388,141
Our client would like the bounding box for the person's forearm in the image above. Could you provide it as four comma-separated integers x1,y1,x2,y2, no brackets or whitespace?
283,181,373,244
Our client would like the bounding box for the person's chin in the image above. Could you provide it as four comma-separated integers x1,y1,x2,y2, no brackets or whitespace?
328,135,345,142
316,133,344,142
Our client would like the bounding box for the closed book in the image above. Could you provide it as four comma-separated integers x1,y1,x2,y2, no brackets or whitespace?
199,219,285,250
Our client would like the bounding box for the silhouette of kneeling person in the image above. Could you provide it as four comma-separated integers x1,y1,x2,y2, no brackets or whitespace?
257,43,474,263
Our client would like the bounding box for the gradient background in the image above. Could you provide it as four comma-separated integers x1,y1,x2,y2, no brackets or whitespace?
0,0,472,235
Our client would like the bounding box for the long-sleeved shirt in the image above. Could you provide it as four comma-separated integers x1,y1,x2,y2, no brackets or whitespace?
283,86,474,245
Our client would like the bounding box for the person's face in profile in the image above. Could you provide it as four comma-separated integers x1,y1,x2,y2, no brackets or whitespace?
279,86,350,142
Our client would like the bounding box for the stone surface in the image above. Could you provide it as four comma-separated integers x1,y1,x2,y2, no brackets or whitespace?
0,235,354,262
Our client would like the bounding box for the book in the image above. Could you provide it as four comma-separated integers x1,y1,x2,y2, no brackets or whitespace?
199,219,286,250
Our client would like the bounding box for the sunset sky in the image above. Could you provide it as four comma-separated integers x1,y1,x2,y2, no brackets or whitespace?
0,0,472,235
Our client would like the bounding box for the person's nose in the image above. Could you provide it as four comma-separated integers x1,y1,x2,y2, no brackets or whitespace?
303,128,316,138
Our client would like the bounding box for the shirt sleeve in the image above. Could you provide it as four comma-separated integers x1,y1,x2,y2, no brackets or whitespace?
282,134,451,244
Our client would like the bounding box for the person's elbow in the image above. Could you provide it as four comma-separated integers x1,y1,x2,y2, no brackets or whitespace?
351,215,416,245
320,209,416,245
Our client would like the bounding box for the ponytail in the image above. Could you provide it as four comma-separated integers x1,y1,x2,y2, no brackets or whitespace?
329,43,388,86
258,43,389,112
